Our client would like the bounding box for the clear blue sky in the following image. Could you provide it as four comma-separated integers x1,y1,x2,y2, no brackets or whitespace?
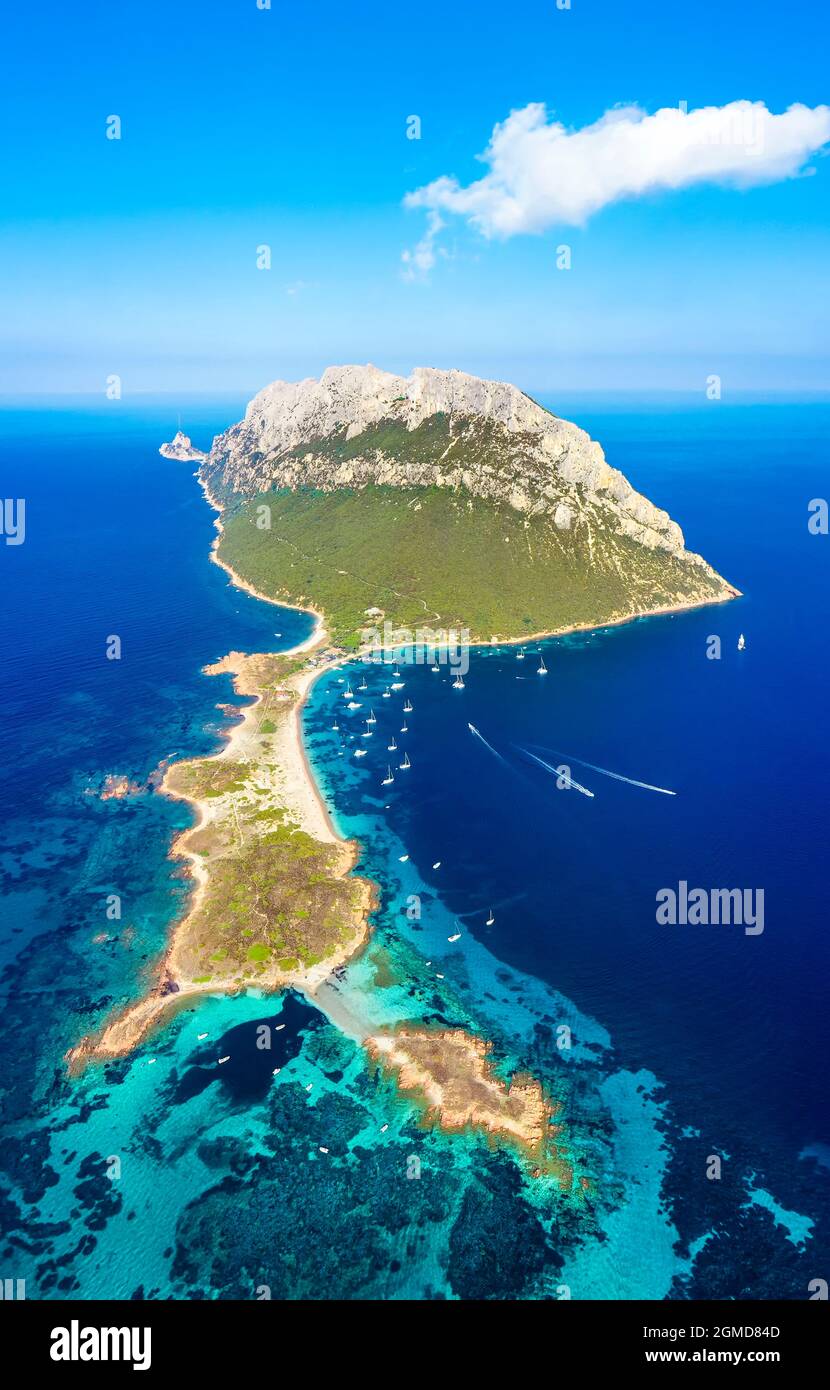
2,0,828,395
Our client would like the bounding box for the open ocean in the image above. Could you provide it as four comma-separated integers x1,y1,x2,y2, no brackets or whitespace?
1,395,828,1300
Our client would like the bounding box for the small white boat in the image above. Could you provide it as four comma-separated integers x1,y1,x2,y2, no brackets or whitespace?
436,973,444,980
738,633,746,651
399,752,411,770
399,854,409,862
382,689,391,699
305,1082,313,1092
272,1067,281,1075
537,656,548,675
147,1058,157,1065
218,1055,230,1065
387,737,397,751
403,699,413,712
380,1123,389,1133
275,1024,285,1032
452,674,465,689
319,1146,329,1154
447,931,461,943
197,1032,208,1040
390,681,405,691
432,861,441,869
392,666,401,678
367,708,377,724
347,700,362,711
353,748,367,758
430,664,440,673
486,909,495,926
382,766,394,785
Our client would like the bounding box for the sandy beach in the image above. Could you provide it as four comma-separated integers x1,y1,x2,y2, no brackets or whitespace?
66,614,373,1071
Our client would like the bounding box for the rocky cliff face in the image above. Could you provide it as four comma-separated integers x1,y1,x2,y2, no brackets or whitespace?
202,365,714,567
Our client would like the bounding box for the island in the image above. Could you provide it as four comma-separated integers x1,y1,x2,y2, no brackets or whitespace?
160,430,207,462
366,1028,573,1182
205,364,738,647
71,364,739,1181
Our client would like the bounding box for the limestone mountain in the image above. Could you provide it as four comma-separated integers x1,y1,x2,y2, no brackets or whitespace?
201,365,738,645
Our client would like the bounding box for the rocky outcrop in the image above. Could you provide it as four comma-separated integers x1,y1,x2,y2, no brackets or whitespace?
160,431,207,463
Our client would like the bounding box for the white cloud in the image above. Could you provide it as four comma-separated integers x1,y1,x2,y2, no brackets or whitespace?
400,210,445,281
403,100,830,257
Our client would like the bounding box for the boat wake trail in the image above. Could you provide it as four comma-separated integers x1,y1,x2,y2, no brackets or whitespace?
456,890,527,920
467,722,509,765
530,745,676,796
515,747,595,798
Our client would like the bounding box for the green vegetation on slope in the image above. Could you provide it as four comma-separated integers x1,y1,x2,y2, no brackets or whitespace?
282,413,457,466
165,669,364,983
219,484,730,646
182,806,360,979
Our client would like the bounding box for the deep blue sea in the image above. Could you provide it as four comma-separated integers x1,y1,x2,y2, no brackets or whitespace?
1,395,828,1300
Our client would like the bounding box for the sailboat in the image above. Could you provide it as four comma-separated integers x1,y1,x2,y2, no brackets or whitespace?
331,721,339,731
452,673,465,689
382,766,394,786
392,666,401,678
537,655,548,675
400,721,408,733
387,736,397,751
447,930,461,943
382,688,391,699
399,752,411,770
403,699,413,712
343,684,353,699
367,708,377,724
738,633,746,651
485,908,495,926
361,720,373,738
358,677,368,691
516,648,525,660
